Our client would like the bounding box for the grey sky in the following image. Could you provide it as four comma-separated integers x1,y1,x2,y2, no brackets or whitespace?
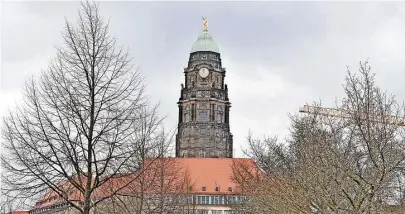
3,1,405,157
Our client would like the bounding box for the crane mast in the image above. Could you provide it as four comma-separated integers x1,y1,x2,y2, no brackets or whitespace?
298,104,405,126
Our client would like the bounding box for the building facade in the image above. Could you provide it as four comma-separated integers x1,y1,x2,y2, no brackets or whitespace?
175,19,233,158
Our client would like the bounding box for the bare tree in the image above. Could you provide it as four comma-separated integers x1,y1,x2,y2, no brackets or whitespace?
1,2,164,213
239,61,405,214
229,158,262,214
96,157,197,214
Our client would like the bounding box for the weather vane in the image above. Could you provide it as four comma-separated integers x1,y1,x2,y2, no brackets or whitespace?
202,16,208,31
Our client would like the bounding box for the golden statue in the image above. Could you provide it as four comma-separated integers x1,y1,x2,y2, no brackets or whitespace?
202,16,208,31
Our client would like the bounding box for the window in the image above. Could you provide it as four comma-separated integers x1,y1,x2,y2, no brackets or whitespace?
211,104,215,121
217,112,223,123
202,195,208,204
200,112,207,121
192,104,195,120
184,112,189,122
217,105,224,122
219,196,225,204
211,211,221,214
214,196,219,204
186,196,193,203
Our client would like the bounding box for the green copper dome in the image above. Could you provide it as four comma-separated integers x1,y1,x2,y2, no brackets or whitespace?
191,30,219,53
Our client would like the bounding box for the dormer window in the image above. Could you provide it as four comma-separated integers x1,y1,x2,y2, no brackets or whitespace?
202,186,206,191
228,187,233,192
215,186,220,191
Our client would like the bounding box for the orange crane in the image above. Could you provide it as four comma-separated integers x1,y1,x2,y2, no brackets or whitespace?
298,104,405,126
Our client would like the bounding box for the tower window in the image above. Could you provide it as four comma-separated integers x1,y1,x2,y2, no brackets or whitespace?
211,104,215,121
200,112,207,121
217,112,223,123
217,106,223,122
192,104,196,120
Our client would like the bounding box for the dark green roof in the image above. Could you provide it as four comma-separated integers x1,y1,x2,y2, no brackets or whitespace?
191,30,219,53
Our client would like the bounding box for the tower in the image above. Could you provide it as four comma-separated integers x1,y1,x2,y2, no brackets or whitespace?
175,18,233,158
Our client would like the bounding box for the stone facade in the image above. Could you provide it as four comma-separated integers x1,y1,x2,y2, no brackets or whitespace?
175,51,233,158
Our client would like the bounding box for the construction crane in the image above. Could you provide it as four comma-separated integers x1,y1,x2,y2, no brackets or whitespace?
298,104,405,126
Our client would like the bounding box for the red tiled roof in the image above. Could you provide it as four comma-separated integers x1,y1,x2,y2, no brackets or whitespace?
95,157,260,196
31,157,260,210
172,157,259,194
32,174,89,209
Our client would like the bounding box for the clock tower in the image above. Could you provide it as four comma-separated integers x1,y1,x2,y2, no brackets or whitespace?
175,18,233,158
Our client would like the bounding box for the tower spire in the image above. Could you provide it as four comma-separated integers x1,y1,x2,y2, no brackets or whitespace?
202,16,208,31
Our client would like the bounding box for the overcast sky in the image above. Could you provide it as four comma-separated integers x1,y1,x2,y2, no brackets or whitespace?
3,1,405,157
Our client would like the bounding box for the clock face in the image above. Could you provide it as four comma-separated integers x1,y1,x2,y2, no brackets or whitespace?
198,67,210,78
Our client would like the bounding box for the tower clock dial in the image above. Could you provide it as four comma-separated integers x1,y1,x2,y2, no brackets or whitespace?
198,67,209,78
